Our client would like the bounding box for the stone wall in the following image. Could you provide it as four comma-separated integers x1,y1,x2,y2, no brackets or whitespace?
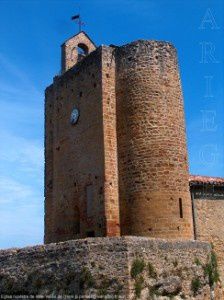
190,183,224,284
0,237,219,299
115,40,193,239
45,48,105,243
194,198,224,284
61,31,96,73
45,46,120,243
101,46,120,237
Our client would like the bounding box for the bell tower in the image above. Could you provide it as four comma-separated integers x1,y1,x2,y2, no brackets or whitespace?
45,31,120,243
61,31,96,73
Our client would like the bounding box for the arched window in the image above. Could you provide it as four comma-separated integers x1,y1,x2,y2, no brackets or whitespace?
77,43,89,56
70,43,89,63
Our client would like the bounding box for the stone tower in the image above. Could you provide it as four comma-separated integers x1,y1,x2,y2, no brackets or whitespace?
44,32,194,243
45,32,120,243
61,31,96,73
115,41,194,239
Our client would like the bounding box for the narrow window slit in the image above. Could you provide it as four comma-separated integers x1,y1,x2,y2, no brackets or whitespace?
179,198,183,218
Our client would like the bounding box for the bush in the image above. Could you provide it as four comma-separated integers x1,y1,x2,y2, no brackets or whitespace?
191,277,201,296
134,275,144,298
204,251,219,287
131,258,145,279
194,258,201,266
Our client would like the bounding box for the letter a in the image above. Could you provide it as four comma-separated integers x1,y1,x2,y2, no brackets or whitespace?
199,8,219,30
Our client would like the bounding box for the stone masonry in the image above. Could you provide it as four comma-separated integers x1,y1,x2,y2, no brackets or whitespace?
45,44,120,243
45,32,194,243
190,175,224,284
0,237,220,299
1,31,224,300
115,41,193,239
61,31,96,73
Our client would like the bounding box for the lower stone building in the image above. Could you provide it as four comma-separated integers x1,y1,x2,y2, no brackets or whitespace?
190,175,224,285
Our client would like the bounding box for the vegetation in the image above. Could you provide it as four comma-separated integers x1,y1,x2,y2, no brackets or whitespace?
134,275,144,298
113,283,123,300
203,250,219,287
194,258,201,266
191,276,201,296
97,278,110,298
130,258,146,298
131,258,145,279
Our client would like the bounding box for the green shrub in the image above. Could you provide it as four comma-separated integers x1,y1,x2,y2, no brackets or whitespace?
131,258,145,279
204,251,219,287
191,277,201,296
194,258,201,266
134,275,144,298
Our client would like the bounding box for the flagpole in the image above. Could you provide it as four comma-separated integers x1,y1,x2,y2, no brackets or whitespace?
71,14,84,33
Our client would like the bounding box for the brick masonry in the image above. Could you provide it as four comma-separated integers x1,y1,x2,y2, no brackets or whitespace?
0,237,220,299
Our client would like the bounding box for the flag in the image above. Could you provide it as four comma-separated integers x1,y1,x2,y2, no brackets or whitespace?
71,15,80,20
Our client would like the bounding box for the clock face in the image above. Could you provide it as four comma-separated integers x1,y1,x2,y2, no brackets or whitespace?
70,108,79,125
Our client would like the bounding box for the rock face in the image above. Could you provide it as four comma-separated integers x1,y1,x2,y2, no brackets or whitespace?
0,237,219,299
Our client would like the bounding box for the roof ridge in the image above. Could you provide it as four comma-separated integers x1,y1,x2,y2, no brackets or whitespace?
61,31,97,47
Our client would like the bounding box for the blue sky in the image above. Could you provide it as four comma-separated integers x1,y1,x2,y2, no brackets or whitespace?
0,0,223,249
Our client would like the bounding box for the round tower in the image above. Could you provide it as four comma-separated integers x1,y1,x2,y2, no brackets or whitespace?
115,40,194,239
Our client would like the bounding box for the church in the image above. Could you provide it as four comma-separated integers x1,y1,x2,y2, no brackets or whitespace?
45,31,224,278
1,26,224,299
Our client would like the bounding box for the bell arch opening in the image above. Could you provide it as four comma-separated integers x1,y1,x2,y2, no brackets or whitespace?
77,43,89,61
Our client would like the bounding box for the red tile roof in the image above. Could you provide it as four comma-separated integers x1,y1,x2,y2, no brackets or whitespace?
189,175,224,185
